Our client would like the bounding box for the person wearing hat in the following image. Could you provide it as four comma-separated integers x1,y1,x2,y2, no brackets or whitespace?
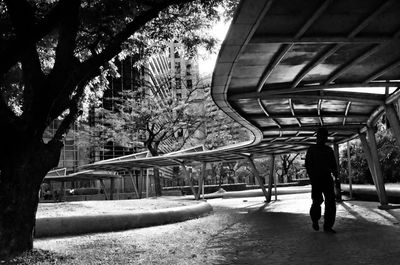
305,127,339,233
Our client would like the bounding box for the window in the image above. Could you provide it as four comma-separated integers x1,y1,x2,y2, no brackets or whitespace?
175,77,181,89
174,62,181,74
186,64,192,76
186,79,192,90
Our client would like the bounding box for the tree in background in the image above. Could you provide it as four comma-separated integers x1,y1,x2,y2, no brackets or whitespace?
90,75,213,195
0,0,238,257
275,153,302,183
339,122,400,184
339,140,373,184
235,157,273,185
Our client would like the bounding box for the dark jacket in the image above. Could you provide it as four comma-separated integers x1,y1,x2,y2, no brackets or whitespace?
305,144,338,185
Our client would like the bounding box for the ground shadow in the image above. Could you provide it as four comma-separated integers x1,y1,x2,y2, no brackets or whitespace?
204,210,400,265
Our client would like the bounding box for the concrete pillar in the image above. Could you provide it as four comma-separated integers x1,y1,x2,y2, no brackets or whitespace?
359,131,388,206
385,104,400,148
245,156,269,201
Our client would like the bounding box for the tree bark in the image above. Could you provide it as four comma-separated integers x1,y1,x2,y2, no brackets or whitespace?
0,137,61,258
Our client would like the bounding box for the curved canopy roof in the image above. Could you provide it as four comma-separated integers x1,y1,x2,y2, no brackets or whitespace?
212,0,400,151
82,141,281,171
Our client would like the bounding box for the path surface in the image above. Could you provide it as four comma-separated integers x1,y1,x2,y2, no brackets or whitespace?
203,194,400,264
33,193,400,264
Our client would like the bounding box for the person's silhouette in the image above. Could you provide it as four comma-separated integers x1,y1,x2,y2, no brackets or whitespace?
305,128,338,233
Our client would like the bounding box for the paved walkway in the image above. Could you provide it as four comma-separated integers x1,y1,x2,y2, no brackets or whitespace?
202,193,400,265
34,191,400,264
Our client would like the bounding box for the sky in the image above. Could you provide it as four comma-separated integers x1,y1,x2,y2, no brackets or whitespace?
198,20,230,76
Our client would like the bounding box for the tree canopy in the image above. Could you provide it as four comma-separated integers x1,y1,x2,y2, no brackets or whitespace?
0,0,237,148
0,0,239,257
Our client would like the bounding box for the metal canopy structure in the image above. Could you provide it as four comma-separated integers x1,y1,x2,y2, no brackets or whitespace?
44,170,121,182
83,141,266,172
81,141,276,201
80,0,400,205
212,0,400,152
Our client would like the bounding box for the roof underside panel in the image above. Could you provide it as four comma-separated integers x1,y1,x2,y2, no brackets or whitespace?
211,0,400,154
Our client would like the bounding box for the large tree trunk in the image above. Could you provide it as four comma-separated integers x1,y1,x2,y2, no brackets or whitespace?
0,138,61,258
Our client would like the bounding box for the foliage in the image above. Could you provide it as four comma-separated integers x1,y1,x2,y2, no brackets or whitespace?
339,122,400,184
0,0,239,146
275,153,303,183
339,140,373,184
88,72,212,156
200,92,250,149
0,0,240,257
235,157,273,185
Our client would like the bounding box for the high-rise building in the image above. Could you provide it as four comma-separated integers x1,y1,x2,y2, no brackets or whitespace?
45,42,202,180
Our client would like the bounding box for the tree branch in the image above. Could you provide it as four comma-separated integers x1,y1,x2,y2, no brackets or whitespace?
4,0,35,38
52,82,85,142
52,0,81,75
1,0,73,75
0,92,17,126
76,0,192,83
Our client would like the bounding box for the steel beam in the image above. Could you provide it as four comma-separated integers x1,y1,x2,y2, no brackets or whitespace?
267,155,275,203
244,156,269,201
385,104,400,149
360,130,388,206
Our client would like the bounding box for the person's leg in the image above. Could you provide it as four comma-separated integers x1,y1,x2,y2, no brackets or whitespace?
310,185,323,230
323,184,336,232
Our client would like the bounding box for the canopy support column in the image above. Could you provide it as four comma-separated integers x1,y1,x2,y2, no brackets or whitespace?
139,168,145,198
385,104,400,148
110,178,115,200
244,155,269,201
99,179,109,200
179,162,197,199
333,143,342,202
359,131,388,207
144,168,149,198
60,181,65,202
197,162,207,200
129,171,140,199
347,141,353,198
267,155,275,203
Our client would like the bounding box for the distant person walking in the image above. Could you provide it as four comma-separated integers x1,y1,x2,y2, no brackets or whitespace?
305,128,338,233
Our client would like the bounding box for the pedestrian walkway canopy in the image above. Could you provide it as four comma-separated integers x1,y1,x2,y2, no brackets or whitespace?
83,141,272,172
82,0,400,206
212,0,400,152
211,0,400,207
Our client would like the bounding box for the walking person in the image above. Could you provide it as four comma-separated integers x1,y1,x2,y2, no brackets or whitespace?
305,128,339,233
